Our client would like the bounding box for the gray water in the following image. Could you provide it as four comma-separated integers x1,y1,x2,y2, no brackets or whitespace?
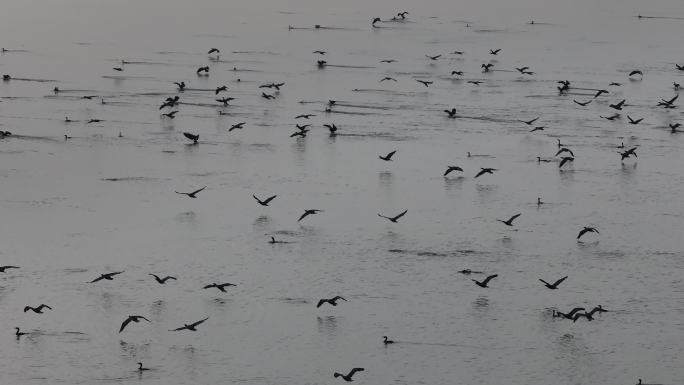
1,1,684,384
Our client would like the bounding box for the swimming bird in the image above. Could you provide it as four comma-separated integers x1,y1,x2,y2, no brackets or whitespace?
208,48,220,55
169,317,209,331
24,304,52,314
87,119,102,124
627,115,643,124
519,117,540,125
119,315,151,332
323,124,338,135
383,336,395,345
380,77,397,82
137,362,149,372
573,99,592,106
229,122,246,132
537,157,552,163
14,327,27,337
379,150,397,161
416,79,433,87
317,296,347,308
609,99,626,110
203,283,236,292
444,166,463,176
183,132,199,143
594,89,609,98
175,186,206,198
253,194,277,206
196,66,209,75
425,54,441,61
555,148,574,157
378,209,408,223
149,274,177,284
90,271,124,283
0,266,19,273
296,114,316,119
577,226,599,240
473,274,498,288
559,157,574,168
444,108,457,118
474,168,497,178
497,213,521,226
537,197,544,206
539,276,568,290
298,209,323,222
600,114,620,121
334,368,364,382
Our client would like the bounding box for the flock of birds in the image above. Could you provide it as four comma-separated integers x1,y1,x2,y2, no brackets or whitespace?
0,9,680,385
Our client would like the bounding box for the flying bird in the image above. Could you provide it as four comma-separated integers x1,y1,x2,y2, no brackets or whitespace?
425,54,441,61
444,108,457,118
539,276,568,290
474,168,497,178
519,117,539,125
559,157,574,168
298,209,323,222
416,79,433,87
609,99,626,110
253,194,277,206
627,116,643,124
203,283,236,292
378,209,408,223
490,49,501,55
196,66,210,75
444,166,463,176
90,271,124,283
23,304,52,314
628,70,643,77
497,213,521,226
149,274,177,284
175,186,207,198
472,274,498,288
183,132,199,143
577,226,599,240
380,77,397,82
229,122,246,131
169,317,209,331
334,368,364,382
295,114,316,119
317,296,347,308
208,48,220,55
573,100,592,106
379,150,397,161
215,85,228,94
119,315,151,333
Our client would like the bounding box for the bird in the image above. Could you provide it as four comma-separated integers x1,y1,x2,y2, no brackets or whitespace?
383,336,395,345
397,11,409,19
379,150,397,161
14,327,27,337
216,97,235,106
290,130,308,138
559,157,574,168
86,119,102,124
203,283,236,292
451,70,464,76
261,92,275,100
628,69,643,77
577,226,599,240
161,111,178,119
169,317,209,331
208,48,220,55
416,79,433,87
23,304,52,314
472,274,498,288
425,54,441,61
137,362,150,372
119,315,151,332
378,209,408,223
553,307,585,319
537,197,544,206
519,117,539,125
296,124,311,131
313,50,326,55
149,274,177,284
481,63,494,72
334,368,364,382
229,122,246,132
677,64,684,71
371,17,382,26
490,49,501,55
323,124,338,135
295,114,316,119
572,312,593,322
467,80,482,85
474,168,497,178
658,94,678,106
609,82,621,86
600,114,620,121
253,194,277,206
537,157,552,163
298,209,323,222
183,132,199,143
497,213,521,226
515,66,530,73
594,89,609,98
444,166,463,176
670,123,681,133
451,51,464,55
539,276,568,290
174,81,186,91
609,99,626,110
529,126,545,132
175,186,207,198
215,85,228,94
627,115,643,124
380,77,397,82
0,265,19,273
90,271,124,283
196,66,209,75
444,108,457,118
555,148,575,157
619,148,637,161
317,296,347,308
112,66,123,72
380,59,396,63
573,99,592,106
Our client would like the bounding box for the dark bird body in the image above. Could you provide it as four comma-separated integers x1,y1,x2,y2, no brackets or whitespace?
120,315,151,333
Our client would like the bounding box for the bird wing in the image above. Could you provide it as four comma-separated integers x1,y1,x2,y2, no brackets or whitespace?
189,317,209,328
164,276,177,282
90,275,104,283
393,210,408,220
190,186,207,195
316,299,327,308
567,307,585,316
38,304,52,311
23,306,31,312
482,274,498,285
539,279,551,287
298,212,310,221
559,158,570,168
509,213,521,223
333,296,347,302
386,150,396,158
474,169,486,178
262,195,277,204
120,317,134,333
552,276,568,287
349,368,365,376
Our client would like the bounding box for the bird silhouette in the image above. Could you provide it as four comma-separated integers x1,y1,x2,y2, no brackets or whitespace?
519,117,539,125
149,274,177,284
334,368,364,382
169,317,209,331
313,50,326,55
317,296,347,308
497,213,521,226
229,122,246,131
490,49,502,55
425,54,441,61
539,276,568,289
468,80,483,85
628,70,643,77
444,166,463,176
298,209,323,222
416,79,433,87
473,274,498,288
559,157,574,168
577,226,599,240
161,111,178,119
594,89,609,98
573,100,592,106
444,108,457,118
119,315,151,333
208,48,220,55
383,336,395,345
295,114,316,119
380,77,397,82
379,150,397,161
183,132,199,143
323,124,338,135
609,99,626,110
175,186,206,198
600,113,620,121
627,115,643,124
137,362,150,372
474,168,497,178
529,126,545,132
378,209,408,223
90,271,124,283
253,194,277,206
0,266,19,273
215,85,228,94
203,283,236,292
23,304,52,314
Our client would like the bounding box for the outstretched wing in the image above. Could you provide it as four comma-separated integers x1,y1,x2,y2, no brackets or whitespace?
90,275,104,283
120,317,134,333
349,368,365,376
316,299,327,308
190,186,207,195
298,212,310,222
577,228,588,239
482,274,498,285
539,279,551,287
386,150,396,159
508,213,521,223
189,317,209,328
552,276,568,287
393,210,408,221
332,296,347,302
